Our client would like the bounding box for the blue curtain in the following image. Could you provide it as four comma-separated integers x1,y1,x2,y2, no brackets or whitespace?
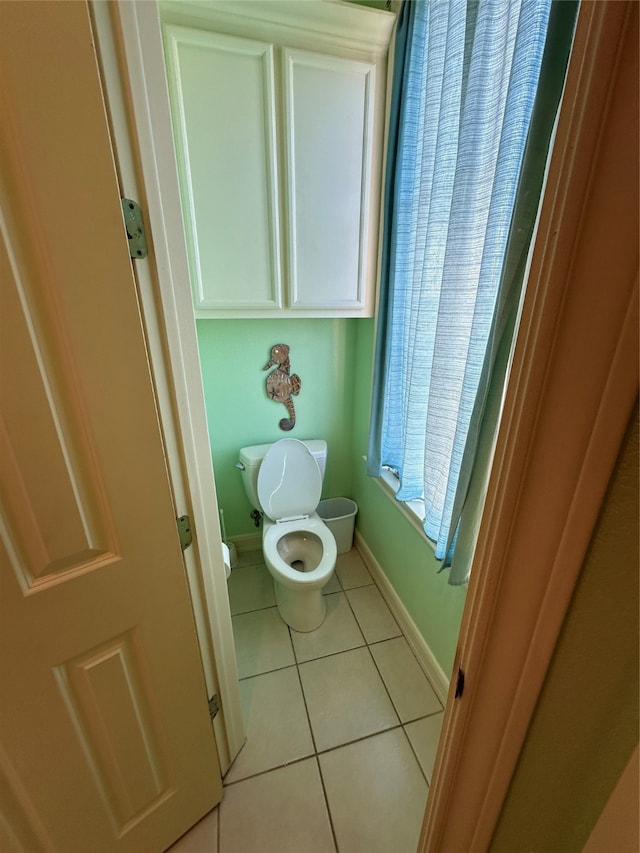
368,0,575,575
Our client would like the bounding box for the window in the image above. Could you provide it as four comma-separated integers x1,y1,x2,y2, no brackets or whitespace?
368,0,578,583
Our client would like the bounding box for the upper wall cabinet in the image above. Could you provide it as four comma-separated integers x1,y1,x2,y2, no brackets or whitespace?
161,1,394,318
165,28,282,312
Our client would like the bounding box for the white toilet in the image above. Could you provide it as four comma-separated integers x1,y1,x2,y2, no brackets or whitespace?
237,438,337,632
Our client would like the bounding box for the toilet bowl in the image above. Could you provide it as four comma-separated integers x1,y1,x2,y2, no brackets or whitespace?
263,514,336,631
238,438,337,632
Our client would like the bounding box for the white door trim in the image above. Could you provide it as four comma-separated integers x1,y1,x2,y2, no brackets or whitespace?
90,0,244,773
420,3,638,850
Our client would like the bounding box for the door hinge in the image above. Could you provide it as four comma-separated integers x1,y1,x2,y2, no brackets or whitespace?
121,198,148,259
454,667,465,699
208,693,220,720
176,515,192,552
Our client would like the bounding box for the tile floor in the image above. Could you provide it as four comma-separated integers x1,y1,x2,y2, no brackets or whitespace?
170,547,444,853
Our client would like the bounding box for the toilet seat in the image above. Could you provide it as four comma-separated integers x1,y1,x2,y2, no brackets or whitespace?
258,439,322,522
257,439,337,629
263,514,337,588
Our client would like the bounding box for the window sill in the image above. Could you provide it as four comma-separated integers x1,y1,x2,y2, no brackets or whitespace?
364,457,436,552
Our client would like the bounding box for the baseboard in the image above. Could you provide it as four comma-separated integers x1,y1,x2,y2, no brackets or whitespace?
229,532,261,554
354,530,450,705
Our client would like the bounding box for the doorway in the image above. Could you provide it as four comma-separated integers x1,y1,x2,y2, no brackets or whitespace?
96,2,639,850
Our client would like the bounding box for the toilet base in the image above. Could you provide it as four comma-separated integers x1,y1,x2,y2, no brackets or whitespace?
274,580,327,632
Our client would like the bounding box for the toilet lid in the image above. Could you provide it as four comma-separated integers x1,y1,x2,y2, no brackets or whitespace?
257,439,322,522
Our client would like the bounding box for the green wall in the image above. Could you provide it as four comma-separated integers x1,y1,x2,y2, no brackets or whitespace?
349,320,466,676
196,318,357,538
197,315,466,676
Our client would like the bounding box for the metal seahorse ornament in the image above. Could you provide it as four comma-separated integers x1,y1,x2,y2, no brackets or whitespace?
264,343,301,431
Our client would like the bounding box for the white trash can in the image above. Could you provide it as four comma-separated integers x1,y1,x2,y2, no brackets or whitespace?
317,498,358,554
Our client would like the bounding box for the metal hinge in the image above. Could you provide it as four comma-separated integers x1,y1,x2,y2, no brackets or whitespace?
176,515,192,552
208,694,220,720
121,198,148,259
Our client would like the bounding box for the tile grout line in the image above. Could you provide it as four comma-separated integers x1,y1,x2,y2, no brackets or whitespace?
344,592,436,786
221,753,317,789
293,637,368,668
341,577,406,708
314,756,340,853
220,720,425,789
340,577,408,732
287,620,340,852
230,559,378,619
227,554,440,819
363,641,403,725
234,557,444,708
352,582,441,787
230,587,367,619
209,552,444,853
401,725,431,787
289,630,319,754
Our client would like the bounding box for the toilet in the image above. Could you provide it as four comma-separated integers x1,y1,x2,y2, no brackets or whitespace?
237,438,337,632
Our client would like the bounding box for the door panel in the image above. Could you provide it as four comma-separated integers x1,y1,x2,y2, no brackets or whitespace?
0,2,222,850
283,49,375,310
164,25,282,311
0,232,117,591
53,630,172,834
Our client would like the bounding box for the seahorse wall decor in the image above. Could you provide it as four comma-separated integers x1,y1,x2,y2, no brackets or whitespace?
264,343,301,431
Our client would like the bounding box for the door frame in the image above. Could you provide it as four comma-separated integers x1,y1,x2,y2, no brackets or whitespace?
90,0,245,773
94,0,638,843
420,2,638,849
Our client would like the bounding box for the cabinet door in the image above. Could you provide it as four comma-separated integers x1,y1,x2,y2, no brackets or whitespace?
283,49,376,312
164,26,282,311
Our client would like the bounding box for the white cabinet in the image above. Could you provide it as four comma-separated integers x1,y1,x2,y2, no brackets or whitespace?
164,28,282,311
162,1,393,318
283,49,374,312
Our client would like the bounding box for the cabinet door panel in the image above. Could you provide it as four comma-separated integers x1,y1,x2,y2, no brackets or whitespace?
283,50,375,311
164,27,282,310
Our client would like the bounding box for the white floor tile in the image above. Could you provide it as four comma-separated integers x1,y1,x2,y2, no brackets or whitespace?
322,571,342,595
232,607,295,679
319,728,428,853
291,592,365,663
404,712,444,783
299,647,399,752
225,542,444,851
167,807,218,853
233,548,264,569
335,549,373,589
219,759,335,853
227,563,275,615
346,584,401,643
370,637,442,722
224,667,314,784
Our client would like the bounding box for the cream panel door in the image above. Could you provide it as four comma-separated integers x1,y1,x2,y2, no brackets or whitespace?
164,25,282,311
0,3,222,851
283,49,375,311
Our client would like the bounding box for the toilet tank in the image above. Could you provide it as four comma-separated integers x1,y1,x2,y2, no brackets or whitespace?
238,440,327,511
